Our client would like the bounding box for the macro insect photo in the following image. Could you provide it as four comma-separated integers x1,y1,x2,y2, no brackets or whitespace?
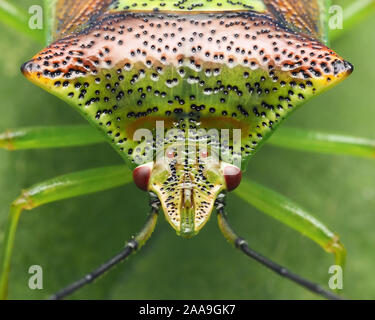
0,0,375,302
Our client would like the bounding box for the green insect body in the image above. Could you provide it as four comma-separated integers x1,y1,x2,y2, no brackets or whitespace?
22,0,352,236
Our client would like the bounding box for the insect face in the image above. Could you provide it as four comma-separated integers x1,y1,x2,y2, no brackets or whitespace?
141,144,237,237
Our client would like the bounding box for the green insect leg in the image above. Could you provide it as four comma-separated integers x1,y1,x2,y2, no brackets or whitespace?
0,0,44,43
329,0,375,41
0,165,132,299
50,200,159,300
233,179,346,267
267,127,375,159
0,125,105,150
217,208,343,300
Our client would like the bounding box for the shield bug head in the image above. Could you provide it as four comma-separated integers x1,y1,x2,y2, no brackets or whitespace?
137,141,240,238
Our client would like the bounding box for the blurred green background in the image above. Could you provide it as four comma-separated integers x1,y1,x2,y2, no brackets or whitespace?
0,0,375,300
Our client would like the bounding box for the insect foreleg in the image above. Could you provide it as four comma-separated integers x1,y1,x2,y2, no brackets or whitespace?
0,125,104,150
0,0,44,43
49,194,160,300
0,165,132,299
329,0,375,41
268,127,375,159
233,179,346,267
216,196,344,300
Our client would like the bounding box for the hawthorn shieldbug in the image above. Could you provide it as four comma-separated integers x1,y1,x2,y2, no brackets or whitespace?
0,0,374,300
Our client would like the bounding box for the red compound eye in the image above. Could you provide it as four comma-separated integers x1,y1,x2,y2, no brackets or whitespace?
223,165,242,191
166,150,175,159
133,164,151,191
200,150,209,158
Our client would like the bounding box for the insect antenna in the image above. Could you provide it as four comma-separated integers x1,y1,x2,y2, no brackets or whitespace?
49,194,161,300
215,194,344,300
